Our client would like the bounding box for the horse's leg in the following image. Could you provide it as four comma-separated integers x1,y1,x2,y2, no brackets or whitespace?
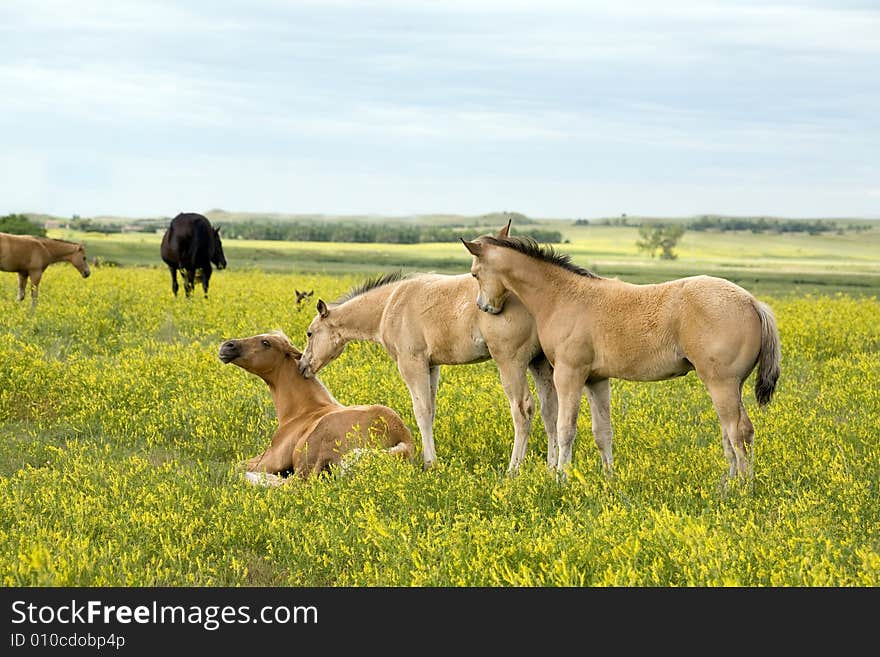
428,365,440,425
396,357,437,469
16,272,27,302
495,356,535,475
183,268,195,297
553,363,589,478
169,266,179,296
586,378,613,475
528,355,558,469
704,378,754,478
719,426,736,481
201,267,211,298
28,269,42,308
245,433,294,474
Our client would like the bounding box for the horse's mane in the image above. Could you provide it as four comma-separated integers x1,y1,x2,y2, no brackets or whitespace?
39,236,81,246
480,236,602,279
334,270,409,303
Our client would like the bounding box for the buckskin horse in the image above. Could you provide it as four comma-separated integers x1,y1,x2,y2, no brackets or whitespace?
219,330,413,483
462,233,781,481
0,232,91,307
298,222,560,473
160,212,227,298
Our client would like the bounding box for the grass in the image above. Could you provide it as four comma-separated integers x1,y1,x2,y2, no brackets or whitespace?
0,264,877,586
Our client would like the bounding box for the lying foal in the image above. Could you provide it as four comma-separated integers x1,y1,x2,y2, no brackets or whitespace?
219,330,413,484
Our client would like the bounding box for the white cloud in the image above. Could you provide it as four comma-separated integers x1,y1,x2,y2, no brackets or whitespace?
0,63,255,127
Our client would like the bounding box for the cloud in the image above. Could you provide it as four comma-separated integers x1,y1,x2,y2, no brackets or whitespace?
1,1,877,217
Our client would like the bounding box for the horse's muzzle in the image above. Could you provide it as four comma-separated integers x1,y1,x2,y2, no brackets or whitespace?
82,270,91,278
218,340,240,363
298,359,313,379
477,300,502,315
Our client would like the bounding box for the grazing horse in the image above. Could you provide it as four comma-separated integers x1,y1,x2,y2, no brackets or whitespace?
298,222,559,473
160,212,226,298
219,331,413,482
0,232,91,307
462,234,781,481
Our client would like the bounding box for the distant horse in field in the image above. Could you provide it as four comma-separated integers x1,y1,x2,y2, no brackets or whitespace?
0,232,91,307
219,330,413,483
298,222,560,473
462,233,781,481
295,289,314,311
160,212,226,298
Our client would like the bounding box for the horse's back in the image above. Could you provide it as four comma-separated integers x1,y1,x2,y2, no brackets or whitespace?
319,404,414,449
161,213,211,267
0,232,46,272
558,274,763,381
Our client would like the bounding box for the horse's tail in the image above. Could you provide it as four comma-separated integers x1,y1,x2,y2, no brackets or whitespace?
752,299,781,406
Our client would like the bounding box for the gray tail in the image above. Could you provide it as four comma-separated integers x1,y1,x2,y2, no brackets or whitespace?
753,300,781,406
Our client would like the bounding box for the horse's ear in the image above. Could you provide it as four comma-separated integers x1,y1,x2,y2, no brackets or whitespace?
497,217,512,238
461,239,482,256
214,225,221,234
317,299,329,318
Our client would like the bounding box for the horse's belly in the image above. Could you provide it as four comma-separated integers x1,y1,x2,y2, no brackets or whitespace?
593,349,693,381
425,328,491,365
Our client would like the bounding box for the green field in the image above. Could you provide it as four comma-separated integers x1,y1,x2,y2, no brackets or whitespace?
53,220,880,296
1,226,879,585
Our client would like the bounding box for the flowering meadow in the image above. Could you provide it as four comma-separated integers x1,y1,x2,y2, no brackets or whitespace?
1,266,878,585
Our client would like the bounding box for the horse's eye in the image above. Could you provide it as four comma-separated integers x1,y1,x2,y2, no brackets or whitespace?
306,331,313,338
261,339,270,348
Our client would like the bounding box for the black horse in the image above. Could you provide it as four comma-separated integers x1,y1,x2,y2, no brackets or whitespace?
160,213,227,298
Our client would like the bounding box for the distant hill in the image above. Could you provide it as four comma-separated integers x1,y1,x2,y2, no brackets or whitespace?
21,209,878,228
200,209,537,227
24,209,540,227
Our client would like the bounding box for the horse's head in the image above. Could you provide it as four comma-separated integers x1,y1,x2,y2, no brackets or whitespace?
71,243,91,279
299,299,345,379
460,221,513,315
219,331,302,378
295,289,314,310
211,226,227,270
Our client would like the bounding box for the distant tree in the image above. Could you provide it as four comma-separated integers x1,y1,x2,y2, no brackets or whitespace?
637,224,685,260
0,214,46,236
657,224,685,259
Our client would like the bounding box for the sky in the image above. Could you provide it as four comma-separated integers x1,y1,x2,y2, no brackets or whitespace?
1,0,878,219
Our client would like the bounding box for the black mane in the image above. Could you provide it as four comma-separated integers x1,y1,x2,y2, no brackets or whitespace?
481,236,602,279
335,270,408,303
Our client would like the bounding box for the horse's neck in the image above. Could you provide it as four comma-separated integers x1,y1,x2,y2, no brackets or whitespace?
41,239,76,262
267,363,339,422
334,289,392,341
501,254,600,316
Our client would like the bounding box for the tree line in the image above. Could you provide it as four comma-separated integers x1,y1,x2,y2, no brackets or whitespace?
587,215,870,234
2,211,562,244
0,214,47,237
222,221,563,244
